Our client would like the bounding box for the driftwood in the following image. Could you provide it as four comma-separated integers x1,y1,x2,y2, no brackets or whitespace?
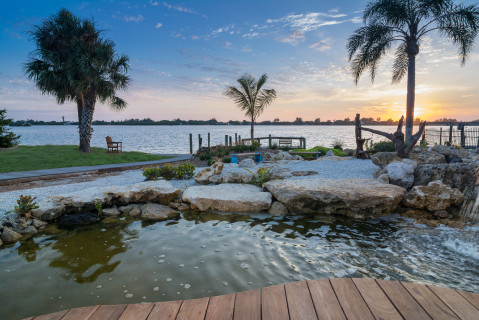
355,113,426,158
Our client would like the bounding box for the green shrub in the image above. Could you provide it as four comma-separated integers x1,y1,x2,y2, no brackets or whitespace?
331,139,344,151
159,163,176,180
293,146,345,157
14,195,38,220
142,166,161,180
0,109,21,148
270,143,278,150
222,157,232,163
251,140,260,151
244,167,273,186
175,163,196,179
207,159,215,166
199,153,212,161
373,141,396,152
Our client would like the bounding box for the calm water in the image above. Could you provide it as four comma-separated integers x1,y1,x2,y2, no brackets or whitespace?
0,212,478,319
10,125,405,154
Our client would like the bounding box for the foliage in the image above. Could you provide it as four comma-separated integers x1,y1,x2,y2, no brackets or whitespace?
222,157,232,163
294,146,345,157
175,163,196,179
224,73,277,139
0,145,170,173
420,139,429,149
331,139,344,151
347,0,479,142
372,141,396,152
251,140,260,151
93,201,102,217
244,167,273,186
14,195,39,219
197,144,257,162
159,163,176,180
142,166,161,180
0,109,21,148
24,9,130,152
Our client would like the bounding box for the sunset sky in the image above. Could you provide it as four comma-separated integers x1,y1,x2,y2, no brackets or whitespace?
1,0,478,122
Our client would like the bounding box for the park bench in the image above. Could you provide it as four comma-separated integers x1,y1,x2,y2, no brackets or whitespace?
106,136,122,153
279,138,292,147
289,151,322,159
231,152,262,164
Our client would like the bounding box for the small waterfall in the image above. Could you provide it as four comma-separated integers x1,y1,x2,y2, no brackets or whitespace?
442,230,479,261
459,167,479,223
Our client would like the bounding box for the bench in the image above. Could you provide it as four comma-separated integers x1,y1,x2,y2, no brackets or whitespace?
279,138,292,146
289,151,322,159
231,152,262,164
106,136,122,153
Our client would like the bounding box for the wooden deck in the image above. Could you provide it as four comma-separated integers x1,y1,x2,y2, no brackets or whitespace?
25,278,479,320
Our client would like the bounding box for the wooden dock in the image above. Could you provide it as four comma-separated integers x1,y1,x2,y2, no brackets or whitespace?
25,278,479,320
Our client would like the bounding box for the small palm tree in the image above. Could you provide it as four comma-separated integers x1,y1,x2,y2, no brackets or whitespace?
224,73,276,140
347,0,479,143
25,9,130,152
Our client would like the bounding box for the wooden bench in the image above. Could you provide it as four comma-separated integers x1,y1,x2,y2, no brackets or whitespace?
289,151,322,159
279,138,292,146
231,152,262,164
106,136,122,153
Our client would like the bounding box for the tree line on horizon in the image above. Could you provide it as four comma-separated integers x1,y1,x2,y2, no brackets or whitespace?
10,116,470,127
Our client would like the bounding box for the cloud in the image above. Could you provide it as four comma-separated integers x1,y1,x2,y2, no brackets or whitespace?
223,41,232,49
162,1,207,18
309,38,332,51
241,45,252,52
267,12,347,32
155,22,163,28
191,35,200,40
242,32,260,39
123,15,144,22
150,1,159,5
279,30,305,45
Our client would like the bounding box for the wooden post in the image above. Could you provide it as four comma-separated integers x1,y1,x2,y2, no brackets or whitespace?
355,113,366,159
239,135,242,145
225,135,228,146
449,125,453,145
198,134,202,149
189,133,193,154
303,137,306,149
208,133,210,147
235,133,238,145
439,127,442,145
229,136,232,146
268,134,272,148
461,126,465,147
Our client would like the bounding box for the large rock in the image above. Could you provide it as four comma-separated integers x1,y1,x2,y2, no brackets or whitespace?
386,161,415,189
140,203,179,220
414,163,477,188
57,212,101,227
370,152,401,169
194,162,224,185
268,201,289,216
263,178,406,219
1,227,22,244
32,181,181,221
182,184,272,212
408,148,446,165
239,158,256,167
102,206,121,217
403,180,464,211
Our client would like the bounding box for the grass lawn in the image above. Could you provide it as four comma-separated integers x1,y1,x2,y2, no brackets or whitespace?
0,145,172,173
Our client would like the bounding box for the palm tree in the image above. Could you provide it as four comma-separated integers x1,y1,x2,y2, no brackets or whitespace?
347,0,479,143
224,73,277,140
24,9,130,152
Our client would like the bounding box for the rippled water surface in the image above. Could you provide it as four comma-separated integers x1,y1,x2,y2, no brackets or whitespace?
0,212,478,319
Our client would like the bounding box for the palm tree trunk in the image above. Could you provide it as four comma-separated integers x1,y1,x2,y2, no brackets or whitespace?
250,119,255,140
79,97,95,153
405,53,416,144
76,99,83,150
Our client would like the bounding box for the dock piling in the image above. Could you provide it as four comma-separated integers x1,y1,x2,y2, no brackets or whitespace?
208,133,210,147
189,134,193,154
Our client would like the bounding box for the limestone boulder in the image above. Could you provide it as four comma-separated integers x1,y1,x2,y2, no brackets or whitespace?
270,167,293,179
432,145,454,157
140,203,179,220
182,184,272,212
263,178,406,219
370,152,401,169
1,227,22,244
194,162,224,185
403,180,464,211
408,148,446,165
386,161,415,189
414,163,477,188
239,158,256,167
102,206,121,217
268,201,289,216
18,226,37,235
325,150,335,157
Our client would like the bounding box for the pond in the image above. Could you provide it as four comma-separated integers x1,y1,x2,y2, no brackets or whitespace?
1,212,478,319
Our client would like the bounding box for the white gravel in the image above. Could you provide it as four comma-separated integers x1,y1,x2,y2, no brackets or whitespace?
0,158,378,215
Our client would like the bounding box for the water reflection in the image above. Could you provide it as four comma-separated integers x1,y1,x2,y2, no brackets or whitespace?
48,220,137,283
17,238,41,262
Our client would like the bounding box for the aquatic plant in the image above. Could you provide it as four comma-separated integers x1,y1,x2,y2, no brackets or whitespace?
14,195,39,220
244,167,273,186
94,201,102,217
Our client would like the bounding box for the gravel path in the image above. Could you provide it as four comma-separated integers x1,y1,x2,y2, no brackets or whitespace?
0,158,378,214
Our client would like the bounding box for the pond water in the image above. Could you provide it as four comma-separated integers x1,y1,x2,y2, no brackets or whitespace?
1,212,478,319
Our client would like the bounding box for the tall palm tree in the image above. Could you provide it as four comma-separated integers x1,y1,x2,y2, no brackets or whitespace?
24,9,130,152
347,0,479,143
224,73,277,140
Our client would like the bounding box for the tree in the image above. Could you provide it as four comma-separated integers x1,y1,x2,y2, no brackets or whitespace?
0,109,21,148
347,0,479,143
25,9,130,152
224,73,276,140
273,118,280,123
294,117,304,124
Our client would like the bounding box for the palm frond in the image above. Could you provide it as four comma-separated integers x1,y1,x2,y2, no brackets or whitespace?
392,42,408,84
364,0,409,27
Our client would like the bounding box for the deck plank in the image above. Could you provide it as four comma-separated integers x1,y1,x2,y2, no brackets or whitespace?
402,282,459,320
147,300,182,320
285,280,318,319
428,285,479,320
61,306,100,320
262,285,288,320
352,278,402,320
204,293,235,320
118,303,154,320
176,297,209,320
330,278,374,320
33,310,69,320
307,279,346,320
88,305,127,320
457,291,479,310
234,288,261,320
377,279,431,320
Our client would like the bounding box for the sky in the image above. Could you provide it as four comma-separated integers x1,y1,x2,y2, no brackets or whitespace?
0,0,478,122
